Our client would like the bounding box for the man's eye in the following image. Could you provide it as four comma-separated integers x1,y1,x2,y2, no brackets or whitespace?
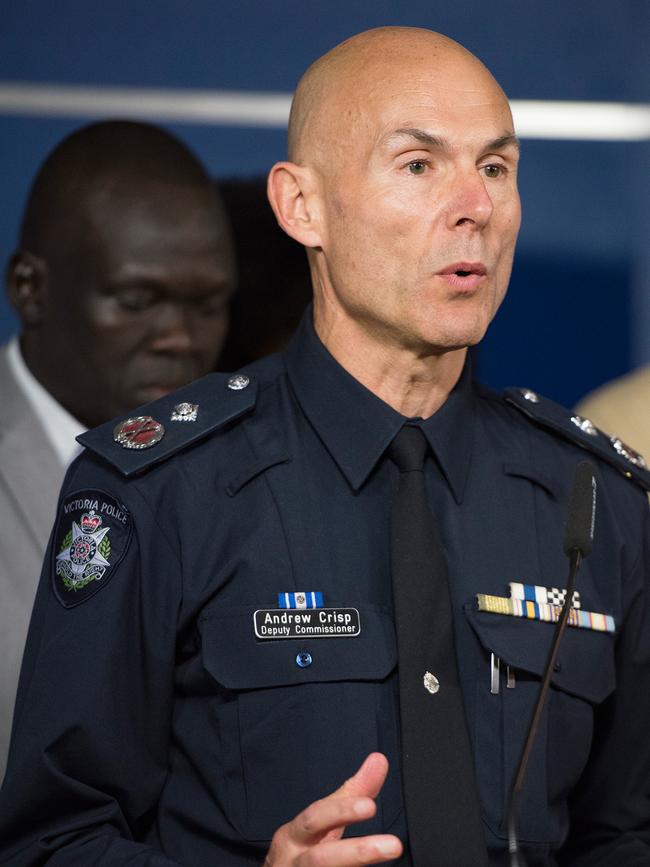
483,164,504,179
116,288,157,311
198,295,228,316
407,160,427,175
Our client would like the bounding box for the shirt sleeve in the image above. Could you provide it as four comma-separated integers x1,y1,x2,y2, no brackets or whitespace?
559,501,650,864
0,459,185,866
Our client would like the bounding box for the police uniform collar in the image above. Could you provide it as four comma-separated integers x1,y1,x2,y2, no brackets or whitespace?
418,361,475,504
284,311,475,502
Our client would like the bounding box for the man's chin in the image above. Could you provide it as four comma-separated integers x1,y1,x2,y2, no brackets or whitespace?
141,385,178,401
118,384,183,412
430,317,493,353
413,325,489,356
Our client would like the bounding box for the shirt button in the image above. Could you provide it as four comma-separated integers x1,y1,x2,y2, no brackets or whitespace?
296,651,313,668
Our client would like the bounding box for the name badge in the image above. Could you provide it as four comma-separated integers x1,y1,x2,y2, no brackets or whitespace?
254,607,361,640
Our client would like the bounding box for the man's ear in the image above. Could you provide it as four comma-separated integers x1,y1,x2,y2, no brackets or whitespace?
5,250,49,326
267,162,324,249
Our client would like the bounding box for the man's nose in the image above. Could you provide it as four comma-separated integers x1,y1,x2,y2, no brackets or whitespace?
149,303,195,353
446,169,494,230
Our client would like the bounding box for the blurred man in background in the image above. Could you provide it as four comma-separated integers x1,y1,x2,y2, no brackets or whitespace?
576,366,650,466
0,119,237,780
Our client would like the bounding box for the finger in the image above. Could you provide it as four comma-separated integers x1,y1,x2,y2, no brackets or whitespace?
271,754,391,855
288,793,378,846
334,753,389,800
296,834,402,867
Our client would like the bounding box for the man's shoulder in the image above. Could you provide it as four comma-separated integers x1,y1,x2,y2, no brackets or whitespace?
78,360,284,479
476,382,650,493
0,339,28,423
575,366,650,454
578,365,650,411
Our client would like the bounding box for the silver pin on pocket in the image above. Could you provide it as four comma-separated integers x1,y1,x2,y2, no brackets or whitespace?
506,666,516,689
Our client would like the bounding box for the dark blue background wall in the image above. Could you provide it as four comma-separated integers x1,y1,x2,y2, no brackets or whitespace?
1,1,648,406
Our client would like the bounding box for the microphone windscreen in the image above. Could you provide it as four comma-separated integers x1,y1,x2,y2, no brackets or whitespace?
563,460,597,557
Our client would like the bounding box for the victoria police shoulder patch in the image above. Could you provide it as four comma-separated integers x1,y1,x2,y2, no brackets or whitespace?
52,489,133,608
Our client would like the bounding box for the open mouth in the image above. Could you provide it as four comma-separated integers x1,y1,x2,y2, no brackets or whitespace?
437,262,487,289
439,262,487,278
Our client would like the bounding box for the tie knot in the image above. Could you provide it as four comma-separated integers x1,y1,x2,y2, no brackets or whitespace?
388,425,428,472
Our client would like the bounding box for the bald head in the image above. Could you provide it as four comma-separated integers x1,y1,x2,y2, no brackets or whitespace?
269,26,520,386
288,27,511,169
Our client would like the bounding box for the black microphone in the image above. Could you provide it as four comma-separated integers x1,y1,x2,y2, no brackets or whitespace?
563,459,597,559
507,460,598,866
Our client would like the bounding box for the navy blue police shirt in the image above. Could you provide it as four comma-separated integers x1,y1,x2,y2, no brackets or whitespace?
2,312,650,866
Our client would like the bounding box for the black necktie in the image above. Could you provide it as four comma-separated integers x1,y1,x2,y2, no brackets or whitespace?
389,425,487,867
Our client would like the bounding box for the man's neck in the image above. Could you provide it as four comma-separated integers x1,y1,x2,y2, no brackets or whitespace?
7,336,86,466
313,308,467,419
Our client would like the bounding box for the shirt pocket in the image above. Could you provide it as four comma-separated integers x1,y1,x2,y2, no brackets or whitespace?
199,602,400,842
464,604,616,845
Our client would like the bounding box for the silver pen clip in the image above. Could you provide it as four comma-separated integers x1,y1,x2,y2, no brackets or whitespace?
490,653,500,694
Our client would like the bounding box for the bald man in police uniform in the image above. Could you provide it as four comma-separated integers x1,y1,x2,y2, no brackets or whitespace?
1,28,650,867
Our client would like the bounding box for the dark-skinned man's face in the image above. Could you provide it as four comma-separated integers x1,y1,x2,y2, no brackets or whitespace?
36,181,236,428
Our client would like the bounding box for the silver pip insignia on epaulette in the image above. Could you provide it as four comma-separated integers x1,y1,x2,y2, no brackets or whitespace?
171,402,198,422
505,387,650,491
610,436,647,469
570,415,598,437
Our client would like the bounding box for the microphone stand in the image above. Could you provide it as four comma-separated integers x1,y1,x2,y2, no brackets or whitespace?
506,548,582,867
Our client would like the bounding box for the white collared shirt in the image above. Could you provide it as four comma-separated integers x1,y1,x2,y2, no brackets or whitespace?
6,336,86,467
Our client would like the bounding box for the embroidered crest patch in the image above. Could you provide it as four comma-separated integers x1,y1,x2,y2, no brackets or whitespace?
52,489,132,608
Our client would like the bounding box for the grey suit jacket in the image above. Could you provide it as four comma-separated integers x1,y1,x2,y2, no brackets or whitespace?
0,341,67,782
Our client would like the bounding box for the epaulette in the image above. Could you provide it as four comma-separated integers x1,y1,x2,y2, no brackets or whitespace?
504,386,650,492
77,372,257,478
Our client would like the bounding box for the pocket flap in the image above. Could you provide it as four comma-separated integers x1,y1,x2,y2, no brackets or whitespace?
200,603,397,689
464,604,615,704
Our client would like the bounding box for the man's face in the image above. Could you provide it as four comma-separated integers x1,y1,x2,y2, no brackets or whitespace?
312,52,521,357
43,182,236,427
